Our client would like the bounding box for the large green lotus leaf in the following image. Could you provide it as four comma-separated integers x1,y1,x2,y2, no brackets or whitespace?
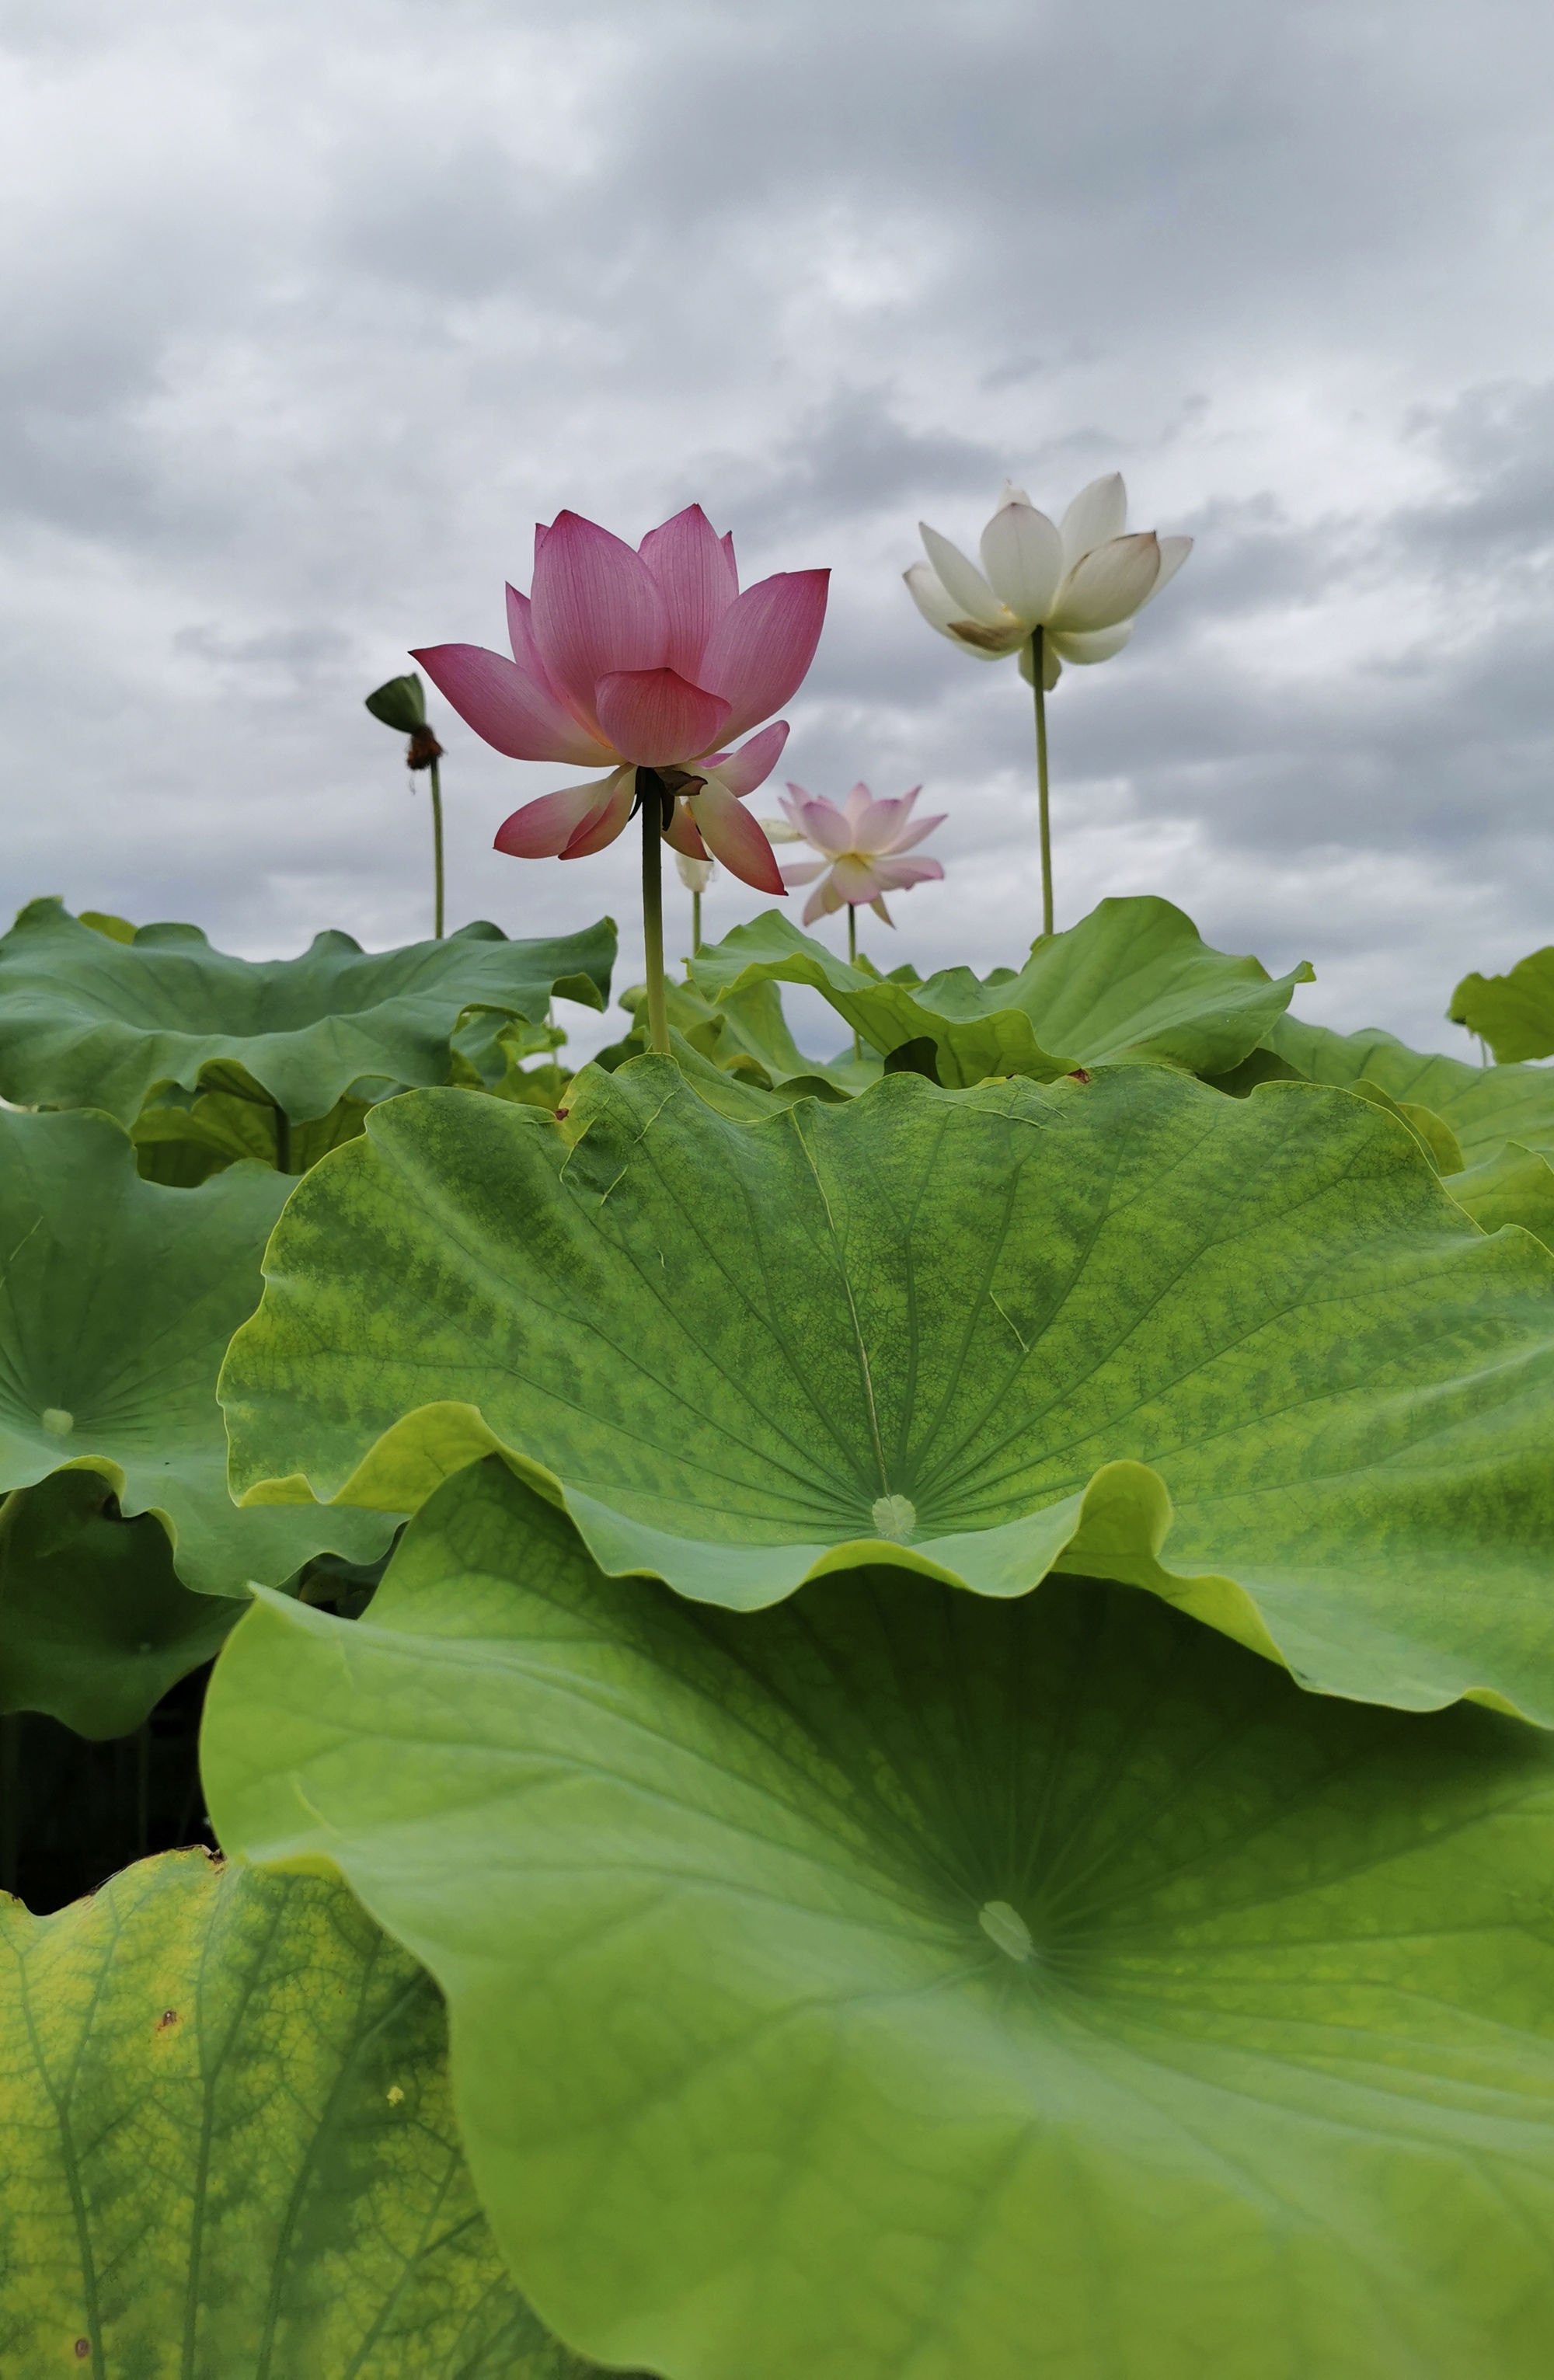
0,1471,239,1737
1449,946,1554,1063
221,1057,1554,1719
597,977,867,1105
0,1108,394,1594
1447,1140,1554,1253
1268,1012,1554,1163
0,1845,608,2377
688,895,1314,1085
204,1456,1554,2380
0,897,615,1125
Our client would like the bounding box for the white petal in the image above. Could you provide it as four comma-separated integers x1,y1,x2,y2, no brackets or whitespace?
675,852,715,891
1047,622,1134,666
918,524,1009,626
1060,472,1127,568
903,562,963,639
758,816,807,842
1020,636,1062,691
1139,533,1193,608
1047,533,1161,633
977,501,1064,624
997,479,1030,508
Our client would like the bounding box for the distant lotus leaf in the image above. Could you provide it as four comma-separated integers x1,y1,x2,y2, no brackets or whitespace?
1268,1013,1554,1164
1446,1140,1554,1255
0,1109,394,1595
688,895,1314,1085
0,1846,608,2377
0,1471,239,1737
1340,1075,1465,1172
221,1058,1554,1720
1449,946,1554,1063
608,975,871,1098
0,897,615,1125
204,1457,1554,2380
131,1067,374,1183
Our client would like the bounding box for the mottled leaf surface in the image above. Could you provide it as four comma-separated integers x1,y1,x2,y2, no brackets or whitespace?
205,1458,1554,2380
0,898,615,1124
1269,1014,1554,1163
221,1059,1554,1718
689,895,1313,1085
0,1847,605,2378
0,1110,393,1594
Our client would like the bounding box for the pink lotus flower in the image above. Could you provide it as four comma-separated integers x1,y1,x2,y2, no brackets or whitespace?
770,782,946,925
413,505,828,894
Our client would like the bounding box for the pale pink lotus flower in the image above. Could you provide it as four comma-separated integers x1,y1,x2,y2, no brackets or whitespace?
413,505,828,894
768,782,946,926
904,474,1191,690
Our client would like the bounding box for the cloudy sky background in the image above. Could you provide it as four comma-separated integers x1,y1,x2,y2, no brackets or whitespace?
4,0,1552,1065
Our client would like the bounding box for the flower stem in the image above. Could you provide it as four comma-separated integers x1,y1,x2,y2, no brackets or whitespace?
1031,628,1054,938
272,1100,291,1174
692,889,702,954
428,757,445,939
847,905,861,1061
640,779,670,1057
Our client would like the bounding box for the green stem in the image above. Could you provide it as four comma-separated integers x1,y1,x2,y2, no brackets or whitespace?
135,1722,151,1862
847,906,861,1062
429,758,445,939
692,889,702,954
272,1103,291,1174
1031,628,1054,938
640,779,670,1057
1,1713,18,1898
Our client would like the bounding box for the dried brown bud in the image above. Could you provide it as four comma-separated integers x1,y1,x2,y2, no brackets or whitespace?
406,725,444,772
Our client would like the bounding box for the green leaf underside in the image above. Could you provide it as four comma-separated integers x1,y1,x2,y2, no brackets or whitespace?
0,899,615,1125
1449,946,1554,1064
0,1846,607,2378
204,1458,1554,2380
132,1075,374,1182
1268,1014,1554,1166
0,1472,239,1736
222,1058,1554,1720
0,1110,394,1594
688,896,1314,1086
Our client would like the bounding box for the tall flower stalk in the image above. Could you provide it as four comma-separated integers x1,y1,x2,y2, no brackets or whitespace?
365,672,447,939
906,476,1190,937
415,507,828,1054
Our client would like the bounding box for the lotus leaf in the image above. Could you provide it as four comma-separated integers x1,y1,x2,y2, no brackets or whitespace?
1268,1014,1554,1164
204,1457,1554,2380
688,895,1314,1085
0,1108,394,1595
221,1058,1554,1719
0,897,615,1125
0,1845,605,2376
1449,945,1554,1063
0,1471,239,1737
1446,1140,1554,1254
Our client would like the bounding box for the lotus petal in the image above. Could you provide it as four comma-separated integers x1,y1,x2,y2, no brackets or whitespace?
559,772,636,859
1047,622,1134,666
637,504,739,680
714,719,789,797
410,643,610,767
593,667,730,766
1059,471,1127,566
529,511,668,727
687,781,787,894
1047,532,1162,633
697,571,830,744
1141,531,1193,605
494,775,622,860
979,500,1064,622
916,525,1008,625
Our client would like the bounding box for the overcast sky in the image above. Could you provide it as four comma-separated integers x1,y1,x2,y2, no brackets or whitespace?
4,0,1552,1065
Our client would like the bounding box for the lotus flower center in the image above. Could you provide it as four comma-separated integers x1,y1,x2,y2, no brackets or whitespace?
870,1493,916,1541
978,1900,1034,1964
41,1407,74,1437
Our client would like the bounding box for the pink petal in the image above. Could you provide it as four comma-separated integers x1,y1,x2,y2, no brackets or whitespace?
716,720,789,796
779,859,828,886
560,772,636,859
803,876,841,925
493,773,623,859
688,781,787,894
859,794,944,855
696,570,829,743
885,810,947,855
411,643,611,768
720,530,737,586
869,896,894,926
594,667,730,765
873,855,944,891
530,511,669,727
791,795,852,856
830,855,885,904
843,782,873,830
663,800,709,860
638,505,739,680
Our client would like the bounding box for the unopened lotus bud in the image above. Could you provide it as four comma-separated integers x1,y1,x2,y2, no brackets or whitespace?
674,852,715,894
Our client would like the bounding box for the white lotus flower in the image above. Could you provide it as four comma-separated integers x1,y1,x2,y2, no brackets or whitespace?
674,852,715,894
904,474,1191,690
